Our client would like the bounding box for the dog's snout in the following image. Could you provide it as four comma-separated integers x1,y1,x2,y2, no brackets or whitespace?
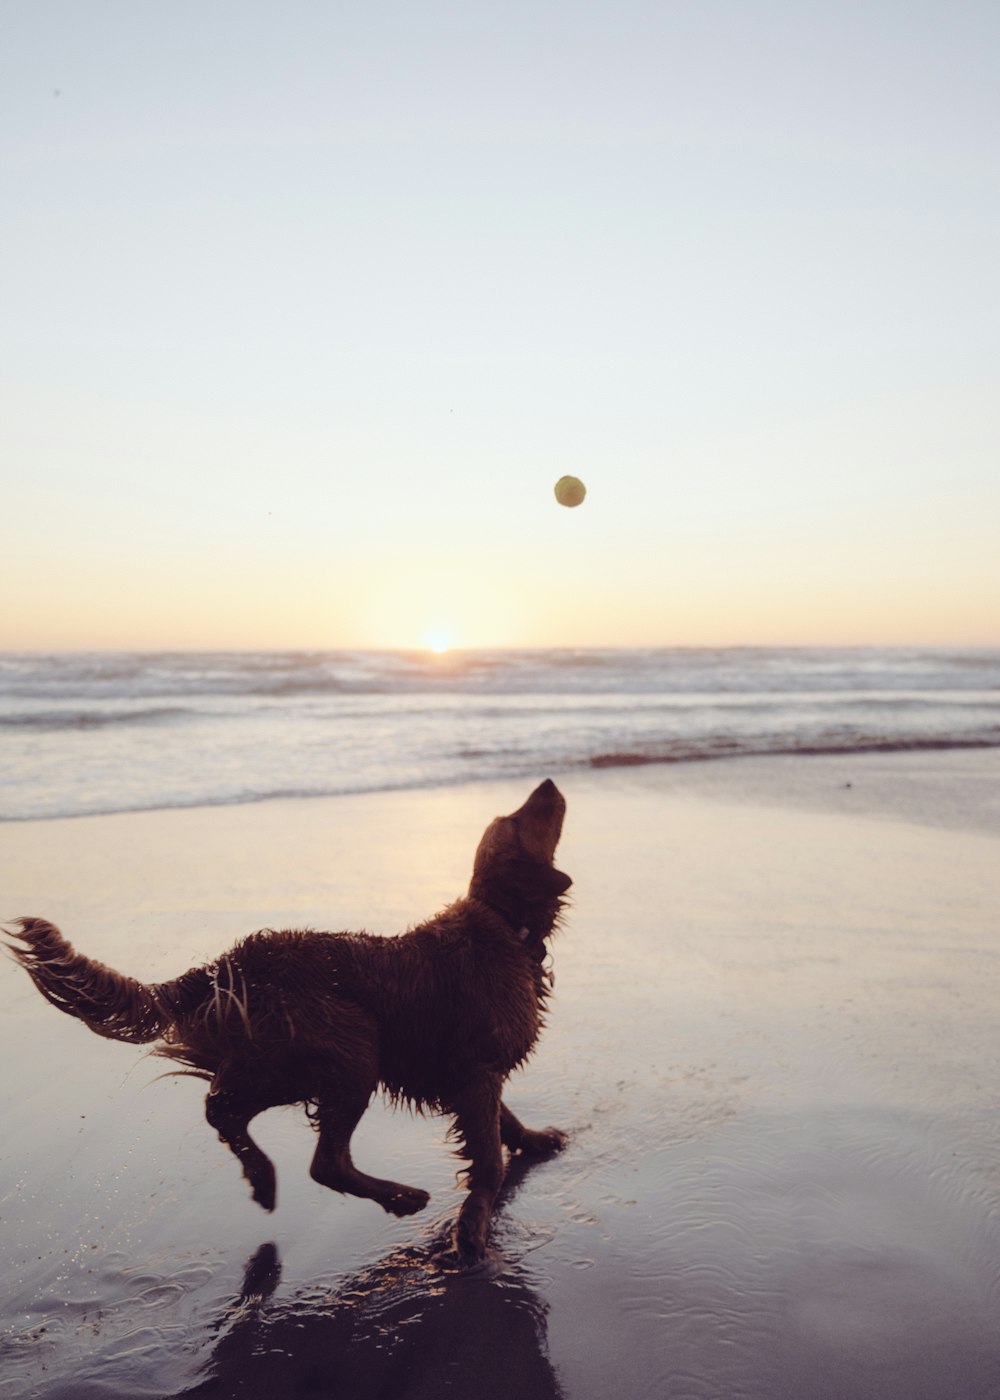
525,778,563,813
510,780,566,863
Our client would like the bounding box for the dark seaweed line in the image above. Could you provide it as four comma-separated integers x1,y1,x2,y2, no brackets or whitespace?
588,735,1000,769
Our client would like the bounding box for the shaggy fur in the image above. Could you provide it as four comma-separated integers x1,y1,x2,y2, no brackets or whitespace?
7,779,571,1261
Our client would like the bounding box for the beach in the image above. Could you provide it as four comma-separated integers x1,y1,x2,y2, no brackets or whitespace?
3,750,1000,1398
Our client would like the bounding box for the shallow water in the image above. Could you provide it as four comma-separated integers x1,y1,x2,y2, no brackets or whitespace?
4,771,1000,1397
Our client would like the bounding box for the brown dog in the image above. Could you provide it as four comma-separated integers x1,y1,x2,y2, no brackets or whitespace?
7,779,571,1261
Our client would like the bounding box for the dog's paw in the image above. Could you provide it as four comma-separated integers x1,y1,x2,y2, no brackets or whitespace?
454,1192,493,1264
519,1126,568,1157
454,1220,489,1266
451,1238,501,1274
248,1163,277,1213
383,1185,430,1217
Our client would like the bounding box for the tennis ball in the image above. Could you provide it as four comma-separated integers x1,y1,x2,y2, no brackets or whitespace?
554,475,586,508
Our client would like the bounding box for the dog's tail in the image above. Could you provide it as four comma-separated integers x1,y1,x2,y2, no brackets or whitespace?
5,917,210,1045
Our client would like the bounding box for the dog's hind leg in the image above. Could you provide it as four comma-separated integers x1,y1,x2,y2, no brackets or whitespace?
500,1101,568,1157
205,1078,282,1212
309,1091,430,1218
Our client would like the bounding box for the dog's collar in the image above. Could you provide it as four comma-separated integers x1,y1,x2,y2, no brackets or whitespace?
469,899,541,949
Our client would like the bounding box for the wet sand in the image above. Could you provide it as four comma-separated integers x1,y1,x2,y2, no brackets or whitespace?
3,752,1000,1398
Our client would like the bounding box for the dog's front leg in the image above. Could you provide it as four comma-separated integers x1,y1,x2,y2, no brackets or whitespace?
500,1102,568,1157
451,1077,504,1263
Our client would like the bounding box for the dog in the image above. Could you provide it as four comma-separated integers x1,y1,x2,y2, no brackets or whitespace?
7,779,571,1261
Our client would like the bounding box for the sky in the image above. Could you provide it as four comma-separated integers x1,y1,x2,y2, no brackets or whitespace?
2,0,998,651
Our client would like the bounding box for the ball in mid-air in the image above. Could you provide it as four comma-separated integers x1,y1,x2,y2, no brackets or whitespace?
554,475,586,508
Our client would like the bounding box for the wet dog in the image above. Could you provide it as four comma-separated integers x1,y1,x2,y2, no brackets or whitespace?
7,780,571,1261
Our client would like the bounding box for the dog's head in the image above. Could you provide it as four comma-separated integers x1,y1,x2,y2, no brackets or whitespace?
468,779,571,940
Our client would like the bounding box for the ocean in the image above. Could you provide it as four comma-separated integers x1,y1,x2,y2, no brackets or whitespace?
1,647,998,821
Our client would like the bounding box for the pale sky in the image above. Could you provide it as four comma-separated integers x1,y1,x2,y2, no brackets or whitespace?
2,0,998,650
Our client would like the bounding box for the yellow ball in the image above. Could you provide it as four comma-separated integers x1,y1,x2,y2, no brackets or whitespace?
554,475,586,508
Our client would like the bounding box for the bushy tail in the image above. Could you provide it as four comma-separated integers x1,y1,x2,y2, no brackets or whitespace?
6,917,173,1044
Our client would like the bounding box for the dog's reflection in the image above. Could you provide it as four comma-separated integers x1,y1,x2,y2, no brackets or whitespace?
181,1155,565,1399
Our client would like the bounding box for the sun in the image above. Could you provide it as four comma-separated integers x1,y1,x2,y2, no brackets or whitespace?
423,625,455,655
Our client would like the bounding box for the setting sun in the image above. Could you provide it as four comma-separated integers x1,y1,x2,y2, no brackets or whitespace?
423,626,455,655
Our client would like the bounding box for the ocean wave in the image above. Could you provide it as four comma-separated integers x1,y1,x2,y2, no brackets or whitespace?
1,691,995,735
0,706,194,732
3,647,1000,701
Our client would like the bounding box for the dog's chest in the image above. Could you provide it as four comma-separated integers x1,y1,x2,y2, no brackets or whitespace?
462,950,544,1071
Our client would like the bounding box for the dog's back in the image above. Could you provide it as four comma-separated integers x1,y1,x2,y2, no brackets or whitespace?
154,906,550,1110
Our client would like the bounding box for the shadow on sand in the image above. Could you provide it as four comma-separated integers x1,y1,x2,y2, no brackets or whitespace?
178,1154,565,1400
